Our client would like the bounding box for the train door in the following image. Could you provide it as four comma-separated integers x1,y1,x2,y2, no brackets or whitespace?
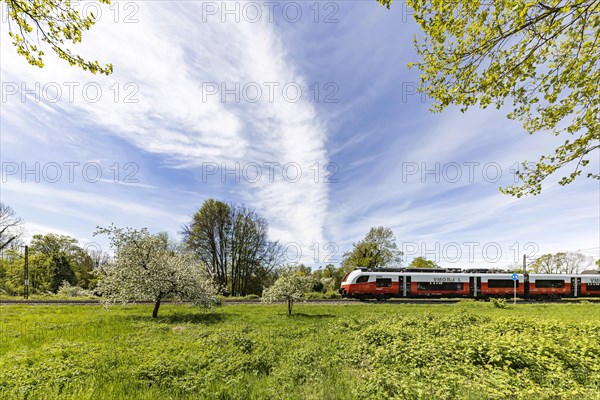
570,277,581,297
469,277,481,298
403,276,411,297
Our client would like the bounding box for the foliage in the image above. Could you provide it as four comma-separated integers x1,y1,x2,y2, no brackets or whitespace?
531,251,594,273
30,233,96,292
183,199,283,296
49,254,75,292
2,0,113,74
408,256,440,269
378,0,600,196
261,265,313,315
350,306,600,399
304,290,342,300
312,263,352,292
341,226,403,269
94,225,220,318
0,303,599,399
490,297,508,309
0,233,97,294
56,281,94,297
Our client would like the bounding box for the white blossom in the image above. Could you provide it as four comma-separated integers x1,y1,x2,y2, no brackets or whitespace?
95,225,219,317
261,266,313,315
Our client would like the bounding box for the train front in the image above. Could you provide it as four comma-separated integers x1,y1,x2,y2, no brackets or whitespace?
338,269,364,298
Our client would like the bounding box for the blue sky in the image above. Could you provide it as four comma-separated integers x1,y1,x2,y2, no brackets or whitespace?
1,1,598,269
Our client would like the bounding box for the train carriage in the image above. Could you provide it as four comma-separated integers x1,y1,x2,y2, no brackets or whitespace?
407,273,471,298
479,274,525,298
580,275,600,296
527,274,571,299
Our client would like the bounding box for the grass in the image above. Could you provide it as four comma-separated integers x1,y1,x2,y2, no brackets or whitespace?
1,301,599,399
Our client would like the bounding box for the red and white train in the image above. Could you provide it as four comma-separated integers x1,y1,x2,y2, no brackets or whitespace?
339,268,600,300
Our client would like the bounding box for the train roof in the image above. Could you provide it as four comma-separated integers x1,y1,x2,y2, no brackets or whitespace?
355,267,514,274
351,268,593,277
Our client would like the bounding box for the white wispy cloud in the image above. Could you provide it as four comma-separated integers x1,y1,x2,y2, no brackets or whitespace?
1,2,330,252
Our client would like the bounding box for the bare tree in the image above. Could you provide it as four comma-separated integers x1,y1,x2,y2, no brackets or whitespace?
532,254,561,274
229,205,283,296
562,252,594,274
183,199,283,295
182,199,231,291
532,252,594,274
0,203,24,252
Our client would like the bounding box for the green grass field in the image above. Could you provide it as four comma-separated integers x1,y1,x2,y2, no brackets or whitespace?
1,302,599,399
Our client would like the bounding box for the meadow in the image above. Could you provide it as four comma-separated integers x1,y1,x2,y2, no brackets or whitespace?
0,302,599,400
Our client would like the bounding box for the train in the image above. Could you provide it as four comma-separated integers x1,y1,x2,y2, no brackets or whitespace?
339,267,600,300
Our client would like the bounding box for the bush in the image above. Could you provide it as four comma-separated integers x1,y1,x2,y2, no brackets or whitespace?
304,292,326,300
324,290,341,299
244,294,259,300
300,291,341,300
56,281,93,297
491,297,508,309
3,281,21,296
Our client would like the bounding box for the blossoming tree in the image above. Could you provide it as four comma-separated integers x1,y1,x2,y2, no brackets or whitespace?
95,225,219,318
261,266,313,316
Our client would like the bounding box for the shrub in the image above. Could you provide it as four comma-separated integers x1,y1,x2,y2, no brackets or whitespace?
491,297,508,309
304,292,326,300
56,281,93,297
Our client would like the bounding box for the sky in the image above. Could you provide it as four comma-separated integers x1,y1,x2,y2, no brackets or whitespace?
1,1,599,269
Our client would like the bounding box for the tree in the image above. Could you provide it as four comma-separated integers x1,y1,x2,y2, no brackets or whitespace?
183,200,232,291
29,233,92,292
228,205,282,296
0,203,24,252
261,266,313,315
3,0,113,74
561,251,595,273
0,247,31,295
95,225,219,318
322,263,355,291
49,254,75,293
183,199,283,296
408,256,439,269
342,226,403,269
531,251,593,273
378,0,599,196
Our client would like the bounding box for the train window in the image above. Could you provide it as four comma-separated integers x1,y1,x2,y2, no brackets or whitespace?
355,275,369,283
417,282,464,291
586,283,600,291
534,279,565,288
376,278,392,287
487,279,515,288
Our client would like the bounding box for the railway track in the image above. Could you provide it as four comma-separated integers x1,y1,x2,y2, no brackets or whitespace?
1,298,599,305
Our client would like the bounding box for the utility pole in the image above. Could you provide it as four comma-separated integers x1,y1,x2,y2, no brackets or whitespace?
523,254,527,272
23,245,29,299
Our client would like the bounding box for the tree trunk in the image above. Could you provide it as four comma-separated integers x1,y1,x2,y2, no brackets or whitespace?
152,293,163,318
288,299,292,316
